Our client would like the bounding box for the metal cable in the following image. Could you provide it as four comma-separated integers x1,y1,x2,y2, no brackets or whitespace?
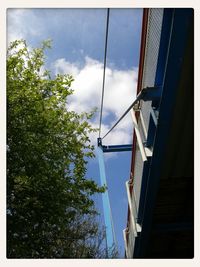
102,85,160,140
102,90,144,140
99,8,110,138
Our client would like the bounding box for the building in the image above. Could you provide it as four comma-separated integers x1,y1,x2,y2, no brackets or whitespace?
123,8,194,258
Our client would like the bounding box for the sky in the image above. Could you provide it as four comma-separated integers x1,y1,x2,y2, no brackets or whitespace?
7,8,143,257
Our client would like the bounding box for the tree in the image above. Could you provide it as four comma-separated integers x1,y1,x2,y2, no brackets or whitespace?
7,40,109,258
59,213,118,258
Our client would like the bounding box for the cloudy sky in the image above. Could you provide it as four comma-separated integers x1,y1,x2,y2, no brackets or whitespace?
7,8,143,257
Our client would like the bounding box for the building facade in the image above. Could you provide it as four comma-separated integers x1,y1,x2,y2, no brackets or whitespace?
124,8,194,258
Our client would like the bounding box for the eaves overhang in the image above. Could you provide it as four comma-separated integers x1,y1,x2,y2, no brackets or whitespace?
133,8,194,258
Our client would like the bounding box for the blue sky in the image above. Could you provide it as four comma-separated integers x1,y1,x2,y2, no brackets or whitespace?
7,8,143,257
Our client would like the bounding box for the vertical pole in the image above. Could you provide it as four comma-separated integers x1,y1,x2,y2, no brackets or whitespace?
96,146,115,251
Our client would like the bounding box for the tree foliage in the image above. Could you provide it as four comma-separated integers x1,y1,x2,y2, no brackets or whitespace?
7,40,109,258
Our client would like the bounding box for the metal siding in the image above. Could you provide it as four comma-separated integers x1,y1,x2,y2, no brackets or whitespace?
127,141,143,257
133,9,194,258
128,8,164,256
127,217,136,258
142,8,164,88
132,8,164,216
141,8,164,134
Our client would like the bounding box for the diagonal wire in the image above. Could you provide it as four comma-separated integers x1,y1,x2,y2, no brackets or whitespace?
99,8,110,138
102,90,144,140
102,86,160,140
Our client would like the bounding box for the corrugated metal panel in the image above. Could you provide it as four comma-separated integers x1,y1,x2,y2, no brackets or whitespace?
133,9,194,258
128,122,144,255
141,8,164,133
133,8,164,208
127,216,136,257
128,9,164,257
142,9,164,88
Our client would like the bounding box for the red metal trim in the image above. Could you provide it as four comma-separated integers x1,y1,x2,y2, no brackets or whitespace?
126,8,149,240
130,7,149,176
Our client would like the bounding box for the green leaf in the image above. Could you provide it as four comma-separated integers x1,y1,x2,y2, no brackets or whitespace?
7,39,112,259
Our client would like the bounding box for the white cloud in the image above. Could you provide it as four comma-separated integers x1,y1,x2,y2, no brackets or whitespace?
7,9,44,44
7,9,139,148
53,58,80,77
53,57,138,148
